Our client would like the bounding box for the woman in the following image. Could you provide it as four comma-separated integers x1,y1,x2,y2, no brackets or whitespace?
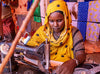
25,0,86,74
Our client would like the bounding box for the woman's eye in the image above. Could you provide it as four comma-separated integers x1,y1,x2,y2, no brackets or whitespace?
57,19,62,22
49,20,54,23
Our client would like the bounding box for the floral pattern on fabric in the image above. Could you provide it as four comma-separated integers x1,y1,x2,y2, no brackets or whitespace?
86,1,100,41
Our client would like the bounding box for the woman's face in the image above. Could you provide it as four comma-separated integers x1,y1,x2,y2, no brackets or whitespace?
49,12,65,33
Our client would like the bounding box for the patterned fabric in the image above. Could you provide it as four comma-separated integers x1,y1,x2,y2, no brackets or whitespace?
27,0,74,62
86,1,100,41
14,0,28,15
13,0,31,33
77,2,89,41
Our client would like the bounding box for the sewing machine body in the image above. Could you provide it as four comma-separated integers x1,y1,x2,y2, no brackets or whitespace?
0,42,50,73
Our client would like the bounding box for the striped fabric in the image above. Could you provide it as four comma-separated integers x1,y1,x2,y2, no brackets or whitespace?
72,27,85,54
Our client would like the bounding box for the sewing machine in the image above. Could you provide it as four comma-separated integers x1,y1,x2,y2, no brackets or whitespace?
0,40,51,74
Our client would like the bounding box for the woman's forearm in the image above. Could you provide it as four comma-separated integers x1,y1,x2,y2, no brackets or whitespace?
75,50,86,65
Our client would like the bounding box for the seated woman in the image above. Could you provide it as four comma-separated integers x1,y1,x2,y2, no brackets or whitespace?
24,0,86,74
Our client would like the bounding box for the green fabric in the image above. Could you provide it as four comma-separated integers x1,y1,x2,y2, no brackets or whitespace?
32,0,41,22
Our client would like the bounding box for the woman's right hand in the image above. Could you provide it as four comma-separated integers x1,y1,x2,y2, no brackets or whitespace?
54,59,77,74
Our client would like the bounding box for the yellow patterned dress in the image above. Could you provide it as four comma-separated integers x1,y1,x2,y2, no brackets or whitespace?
27,0,74,62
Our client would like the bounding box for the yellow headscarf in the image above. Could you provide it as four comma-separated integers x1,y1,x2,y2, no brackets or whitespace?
27,0,74,62
44,0,74,62
44,0,72,46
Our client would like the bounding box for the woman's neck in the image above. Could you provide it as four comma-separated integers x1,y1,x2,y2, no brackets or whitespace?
53,31,61,40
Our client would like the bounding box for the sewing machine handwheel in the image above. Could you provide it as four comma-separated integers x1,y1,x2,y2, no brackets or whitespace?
0,43,10,54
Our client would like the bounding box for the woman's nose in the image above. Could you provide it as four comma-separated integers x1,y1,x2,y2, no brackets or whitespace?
54,22,58,27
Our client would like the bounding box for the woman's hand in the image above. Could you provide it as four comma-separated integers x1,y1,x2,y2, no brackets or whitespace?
54,59,77,74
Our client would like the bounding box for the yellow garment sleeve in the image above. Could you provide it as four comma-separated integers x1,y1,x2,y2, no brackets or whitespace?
26,26,46,47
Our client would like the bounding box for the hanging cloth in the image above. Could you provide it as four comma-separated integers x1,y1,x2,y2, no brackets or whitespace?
77,2,89,41
27,0,41,22
86,1,100,41
32,0,41,22
27,0,33,11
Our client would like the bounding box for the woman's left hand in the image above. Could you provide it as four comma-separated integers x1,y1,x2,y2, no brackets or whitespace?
54,59,77,74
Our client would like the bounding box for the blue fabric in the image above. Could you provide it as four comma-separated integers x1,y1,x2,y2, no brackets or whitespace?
49,0,55,3
50,0,93,2
2,2,9,7
69,0,77,2
64,0,69,2
77,2,89,41
85,0,93,1
27,0,33,11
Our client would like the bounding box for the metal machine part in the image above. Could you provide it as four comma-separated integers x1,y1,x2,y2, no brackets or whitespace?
0,43,12,73
0,43,10,54
0,42,48,73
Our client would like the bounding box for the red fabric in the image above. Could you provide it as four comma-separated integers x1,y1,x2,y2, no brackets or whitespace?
2,17,16,39
31,31,36,36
